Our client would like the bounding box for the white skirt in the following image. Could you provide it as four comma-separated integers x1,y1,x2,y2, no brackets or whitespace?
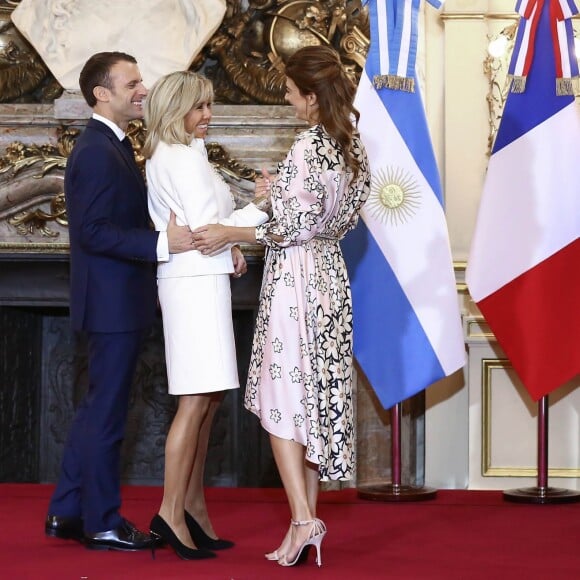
158,274,239,395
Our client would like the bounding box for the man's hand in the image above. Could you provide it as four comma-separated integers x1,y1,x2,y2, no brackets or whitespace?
254,167,273,198
167,211,194,254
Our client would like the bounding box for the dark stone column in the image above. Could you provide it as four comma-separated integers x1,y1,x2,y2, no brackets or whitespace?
0,306,42,482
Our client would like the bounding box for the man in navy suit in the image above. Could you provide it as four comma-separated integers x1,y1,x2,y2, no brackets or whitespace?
45,52,193,551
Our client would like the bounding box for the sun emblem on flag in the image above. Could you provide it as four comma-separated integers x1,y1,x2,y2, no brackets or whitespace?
367,166,421,226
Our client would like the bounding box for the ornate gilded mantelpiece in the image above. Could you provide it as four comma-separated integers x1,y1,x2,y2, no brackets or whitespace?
0,0,369,252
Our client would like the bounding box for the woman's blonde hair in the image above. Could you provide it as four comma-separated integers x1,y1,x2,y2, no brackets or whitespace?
142,70,213,159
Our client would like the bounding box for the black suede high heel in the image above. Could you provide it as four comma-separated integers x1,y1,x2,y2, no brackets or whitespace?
184,510,234,550
149,514,216,560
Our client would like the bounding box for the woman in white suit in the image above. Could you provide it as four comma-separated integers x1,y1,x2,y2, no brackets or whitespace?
143,71,269,560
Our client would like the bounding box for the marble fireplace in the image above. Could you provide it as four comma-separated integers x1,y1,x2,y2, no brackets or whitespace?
0,98,423,489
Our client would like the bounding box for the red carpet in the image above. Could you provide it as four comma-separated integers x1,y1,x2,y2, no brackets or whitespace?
1,484,579,579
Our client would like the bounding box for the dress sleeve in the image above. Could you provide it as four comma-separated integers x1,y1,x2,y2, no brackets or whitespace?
256,136,333,248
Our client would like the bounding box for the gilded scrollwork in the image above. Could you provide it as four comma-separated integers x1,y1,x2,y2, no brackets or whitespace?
122,120,258,185
202,0,369,104
0,119,261,239
0,127,77,177
7,191,66,237
207,141,258,182
483,22,518,156
0,126,76,236
124,119,146,168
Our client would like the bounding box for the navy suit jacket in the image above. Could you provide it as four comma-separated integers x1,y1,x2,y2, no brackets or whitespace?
65,118,158,333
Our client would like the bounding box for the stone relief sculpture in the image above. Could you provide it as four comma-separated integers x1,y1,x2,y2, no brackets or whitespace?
11,0,227,89
0,0,369,104
0,3,61,102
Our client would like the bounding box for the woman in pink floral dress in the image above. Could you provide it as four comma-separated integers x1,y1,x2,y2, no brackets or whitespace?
192,45,371,568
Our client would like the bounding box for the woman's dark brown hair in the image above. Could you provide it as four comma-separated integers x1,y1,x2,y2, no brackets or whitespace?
285,45,361,176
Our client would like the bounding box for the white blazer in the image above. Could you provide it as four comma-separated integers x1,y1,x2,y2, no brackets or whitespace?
147,139,268,278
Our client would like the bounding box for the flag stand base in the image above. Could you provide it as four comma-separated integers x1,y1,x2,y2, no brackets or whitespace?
503,486,580,505
357,484,437,502
503,398,580,505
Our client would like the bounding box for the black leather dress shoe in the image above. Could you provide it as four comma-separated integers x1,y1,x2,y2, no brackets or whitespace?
45,515,84,542
84,518,153,551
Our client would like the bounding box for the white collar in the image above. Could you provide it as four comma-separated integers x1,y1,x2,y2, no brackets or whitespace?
189,137,207,157
92,113,126,141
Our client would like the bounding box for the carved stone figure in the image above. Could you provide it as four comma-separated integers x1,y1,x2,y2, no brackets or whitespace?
0,3,60,102
11,0,227,89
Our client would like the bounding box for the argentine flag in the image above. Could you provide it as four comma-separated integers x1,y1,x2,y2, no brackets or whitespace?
467,0,580,400
343,0,465,410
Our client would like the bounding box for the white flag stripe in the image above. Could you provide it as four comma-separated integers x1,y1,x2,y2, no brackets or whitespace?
557,20,571,77
467,103,580,302
514,11,535,76
378,0,389,75
356,73,463,373
561,0,576,18
397,0,413,77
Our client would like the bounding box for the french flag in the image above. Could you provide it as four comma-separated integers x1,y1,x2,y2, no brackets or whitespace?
466,0,580,400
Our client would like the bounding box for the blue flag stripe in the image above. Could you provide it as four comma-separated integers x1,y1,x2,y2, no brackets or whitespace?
406,0,421,78
376,81,444,206
342,220,446,409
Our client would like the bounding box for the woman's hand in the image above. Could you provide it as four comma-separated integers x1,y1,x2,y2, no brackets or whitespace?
192,223,231,255
231,246,247,278
254,167,273,198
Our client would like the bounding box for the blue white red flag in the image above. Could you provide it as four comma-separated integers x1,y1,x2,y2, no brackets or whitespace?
343,0,465,410
467,0,580,400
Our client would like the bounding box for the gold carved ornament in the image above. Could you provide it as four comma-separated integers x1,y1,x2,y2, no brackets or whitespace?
1,121,259,237
0,128,77,237
483,22,518,156
202,0,369,104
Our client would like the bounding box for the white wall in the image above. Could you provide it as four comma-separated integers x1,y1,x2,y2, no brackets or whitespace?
423,0,580,490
